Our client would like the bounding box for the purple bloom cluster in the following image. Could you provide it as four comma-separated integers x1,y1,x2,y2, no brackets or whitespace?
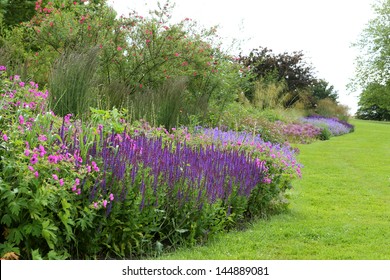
301,116,354,136
193,127,302,177
92,133,267,211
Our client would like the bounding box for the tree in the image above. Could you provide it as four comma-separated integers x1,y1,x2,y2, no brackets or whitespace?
0,0,37,28
311,79,339,103
356,82,390,120
238,46,316,107
352,0,390,89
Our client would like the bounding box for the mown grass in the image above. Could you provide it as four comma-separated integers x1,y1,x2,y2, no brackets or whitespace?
159,119,390,259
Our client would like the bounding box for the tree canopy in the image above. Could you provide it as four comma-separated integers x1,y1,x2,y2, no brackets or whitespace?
353,0,390,120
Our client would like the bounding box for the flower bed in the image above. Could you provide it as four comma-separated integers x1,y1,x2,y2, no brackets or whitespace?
0,67,301,259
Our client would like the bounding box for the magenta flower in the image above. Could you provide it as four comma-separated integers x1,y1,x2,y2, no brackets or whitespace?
47,155,58,164
0,65,6,71
19,115,25,125
74,178,80,186
64,114,72,125
109,193,114,201
2,134,8,142
59,178,64,186
102,200,108,208
28,166,34,172
91,161,99,172
93,202,98,209
34,171,39,178
24,149,30,156
38,134,47,142
52,174,58,181
30,154,38,165
38,145,46,157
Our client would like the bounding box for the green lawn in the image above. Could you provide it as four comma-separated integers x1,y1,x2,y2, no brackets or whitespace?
159,119,390,259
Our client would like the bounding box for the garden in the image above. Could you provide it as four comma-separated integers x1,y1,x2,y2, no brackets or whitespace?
0,0,357,260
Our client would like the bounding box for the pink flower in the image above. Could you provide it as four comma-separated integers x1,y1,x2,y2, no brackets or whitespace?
109,193,114,201
30,154,38,165
174,52,180,57
2,134,8,141
91,161,99,172
34,171,39,178
24,149,30,156
52,174,58,181
77,188,81,195
0,65,6,71
19,115,25,125
93,202,98,209
75,178,80,186
28,166,35,172
64,114,72,125
117,46,122,51
102,200,108,208
38,145,46,157
59,178,64,186
38,134,47,142
48,155,58,164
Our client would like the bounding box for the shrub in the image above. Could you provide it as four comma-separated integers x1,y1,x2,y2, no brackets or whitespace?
314,98,351,121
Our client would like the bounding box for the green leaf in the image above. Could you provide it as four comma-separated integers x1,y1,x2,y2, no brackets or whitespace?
31,249,43,260
41,220,58,250
23,222,42,237
1,213,12,226
9,201,21,216
47,250,70,260
7,228,23,244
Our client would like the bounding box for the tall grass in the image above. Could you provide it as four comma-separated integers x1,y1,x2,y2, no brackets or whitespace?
127,77,208,129
48,48,99,117
252,79,286,109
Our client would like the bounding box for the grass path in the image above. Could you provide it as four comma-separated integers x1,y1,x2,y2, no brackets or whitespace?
160,120,390,259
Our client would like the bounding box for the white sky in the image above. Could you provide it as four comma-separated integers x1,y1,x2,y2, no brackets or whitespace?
109,0,376,114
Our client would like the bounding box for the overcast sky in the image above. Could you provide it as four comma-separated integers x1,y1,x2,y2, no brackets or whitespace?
109,0,376,114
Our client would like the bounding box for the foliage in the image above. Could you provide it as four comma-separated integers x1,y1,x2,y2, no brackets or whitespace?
352,0,390,121
310,79,339,103
238,46,316,106
312,98,351,122
0,0,38,29
356,81,390,121
352,0,390,89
